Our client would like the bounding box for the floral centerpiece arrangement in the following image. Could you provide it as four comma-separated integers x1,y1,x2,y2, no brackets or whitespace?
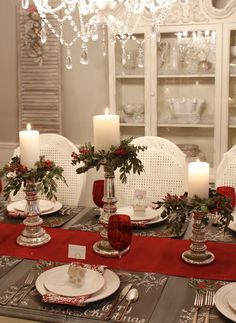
72,137,147,257
71,137,147,183
154,189,234,236
154,189,234,265
0,155,66,201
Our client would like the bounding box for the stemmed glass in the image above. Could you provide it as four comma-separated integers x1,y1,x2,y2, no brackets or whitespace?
108,214,132,259
92,180,104,215
216,186,236,209
215,186,236,226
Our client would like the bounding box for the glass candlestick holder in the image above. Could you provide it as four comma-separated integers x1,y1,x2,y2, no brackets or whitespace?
93,164,130,257
182,211,214,265
16,178,51,247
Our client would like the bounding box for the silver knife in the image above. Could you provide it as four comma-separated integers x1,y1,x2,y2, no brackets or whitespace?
104,283,132,320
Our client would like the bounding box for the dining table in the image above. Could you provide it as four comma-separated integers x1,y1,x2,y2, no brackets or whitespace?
0,201,236,323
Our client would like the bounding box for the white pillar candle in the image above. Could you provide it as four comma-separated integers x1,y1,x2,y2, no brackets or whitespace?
19,123,39,168
188,160,209,198
93,108,120,151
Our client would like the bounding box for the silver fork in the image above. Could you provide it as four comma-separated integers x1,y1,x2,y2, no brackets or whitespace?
192,292,203,323
1,271,35,305
204,291,215,323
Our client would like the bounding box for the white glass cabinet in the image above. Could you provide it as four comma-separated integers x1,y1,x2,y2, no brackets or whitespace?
108,0,236,178
221,24,236,155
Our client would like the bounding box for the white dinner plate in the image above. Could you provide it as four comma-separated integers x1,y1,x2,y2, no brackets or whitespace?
228,211,236,231
215,282,236,322
138,214,168,226
43,264,105,297
117,206,164,222
7,200,62,217
227,289,236,312
36,268,120,303
13,199,54,213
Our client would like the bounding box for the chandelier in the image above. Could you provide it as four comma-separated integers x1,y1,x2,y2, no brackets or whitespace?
21,0,177,69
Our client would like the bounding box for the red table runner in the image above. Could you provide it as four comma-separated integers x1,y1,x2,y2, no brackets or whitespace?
0,223,236,281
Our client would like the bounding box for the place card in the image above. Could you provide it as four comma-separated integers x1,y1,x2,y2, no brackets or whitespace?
133,189,147,211
134,189,147,200
68,244,86,260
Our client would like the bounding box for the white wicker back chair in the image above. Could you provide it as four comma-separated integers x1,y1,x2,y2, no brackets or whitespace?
115,136,187,207
215,145,236,189
11,133,86,206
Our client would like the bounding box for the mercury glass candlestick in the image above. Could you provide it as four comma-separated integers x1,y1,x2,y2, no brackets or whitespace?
16,178,51,247
182,212,214,265
93,164,130,257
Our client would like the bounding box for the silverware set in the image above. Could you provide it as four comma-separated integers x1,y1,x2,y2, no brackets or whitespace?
192,291,215,323
104,284,139,322
0,271,36,305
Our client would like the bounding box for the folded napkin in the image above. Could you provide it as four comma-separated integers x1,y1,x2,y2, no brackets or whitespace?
42,292,89,306
7,210,25,218
41,262,107,306
132,220,154,228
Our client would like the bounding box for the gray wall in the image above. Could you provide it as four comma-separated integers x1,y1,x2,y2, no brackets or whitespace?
0,0,109,205
0,0,109,147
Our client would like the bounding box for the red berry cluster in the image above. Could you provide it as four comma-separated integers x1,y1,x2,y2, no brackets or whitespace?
114,149,128,156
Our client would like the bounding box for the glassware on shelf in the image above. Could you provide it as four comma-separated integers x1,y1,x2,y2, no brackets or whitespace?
158,40,170,72
121,104,144,123
108,214,132,258
124,50,137,71
136,40,144,69
167,97,205,123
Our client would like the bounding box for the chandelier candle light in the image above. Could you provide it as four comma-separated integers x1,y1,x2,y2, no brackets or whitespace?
19,123,40,168
21,0,178,68
93,107,120,151
188,159,209,199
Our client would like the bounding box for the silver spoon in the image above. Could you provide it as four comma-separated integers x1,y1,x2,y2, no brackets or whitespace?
117,288,139,322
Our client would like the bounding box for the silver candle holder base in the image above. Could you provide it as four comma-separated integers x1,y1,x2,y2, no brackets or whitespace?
182,212,214,265
16,178,51,247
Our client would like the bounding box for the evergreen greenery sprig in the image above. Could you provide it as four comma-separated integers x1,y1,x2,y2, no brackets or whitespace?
71,137,147,183
0,155,66,200
153,189,234,236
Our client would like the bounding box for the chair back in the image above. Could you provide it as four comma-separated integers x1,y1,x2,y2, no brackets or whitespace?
11,133,86,206
215,145,236,190
115,136,187,207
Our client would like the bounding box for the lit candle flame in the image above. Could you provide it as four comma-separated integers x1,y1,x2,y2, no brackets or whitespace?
26,123,31,131
105,107,109,115
196,158,200,162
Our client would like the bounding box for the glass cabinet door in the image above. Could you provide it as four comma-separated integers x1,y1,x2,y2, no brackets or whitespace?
156,25,222,174
223,24,236,154
108,28,151,139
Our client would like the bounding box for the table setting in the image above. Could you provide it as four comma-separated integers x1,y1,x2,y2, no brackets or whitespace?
0,199,85,229
1,116,236,322
0,256,168,323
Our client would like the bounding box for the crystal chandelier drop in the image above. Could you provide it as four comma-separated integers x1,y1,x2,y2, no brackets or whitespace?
21,0,176,69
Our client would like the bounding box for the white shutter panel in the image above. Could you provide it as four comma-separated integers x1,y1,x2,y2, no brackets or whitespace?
17,5,62,133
